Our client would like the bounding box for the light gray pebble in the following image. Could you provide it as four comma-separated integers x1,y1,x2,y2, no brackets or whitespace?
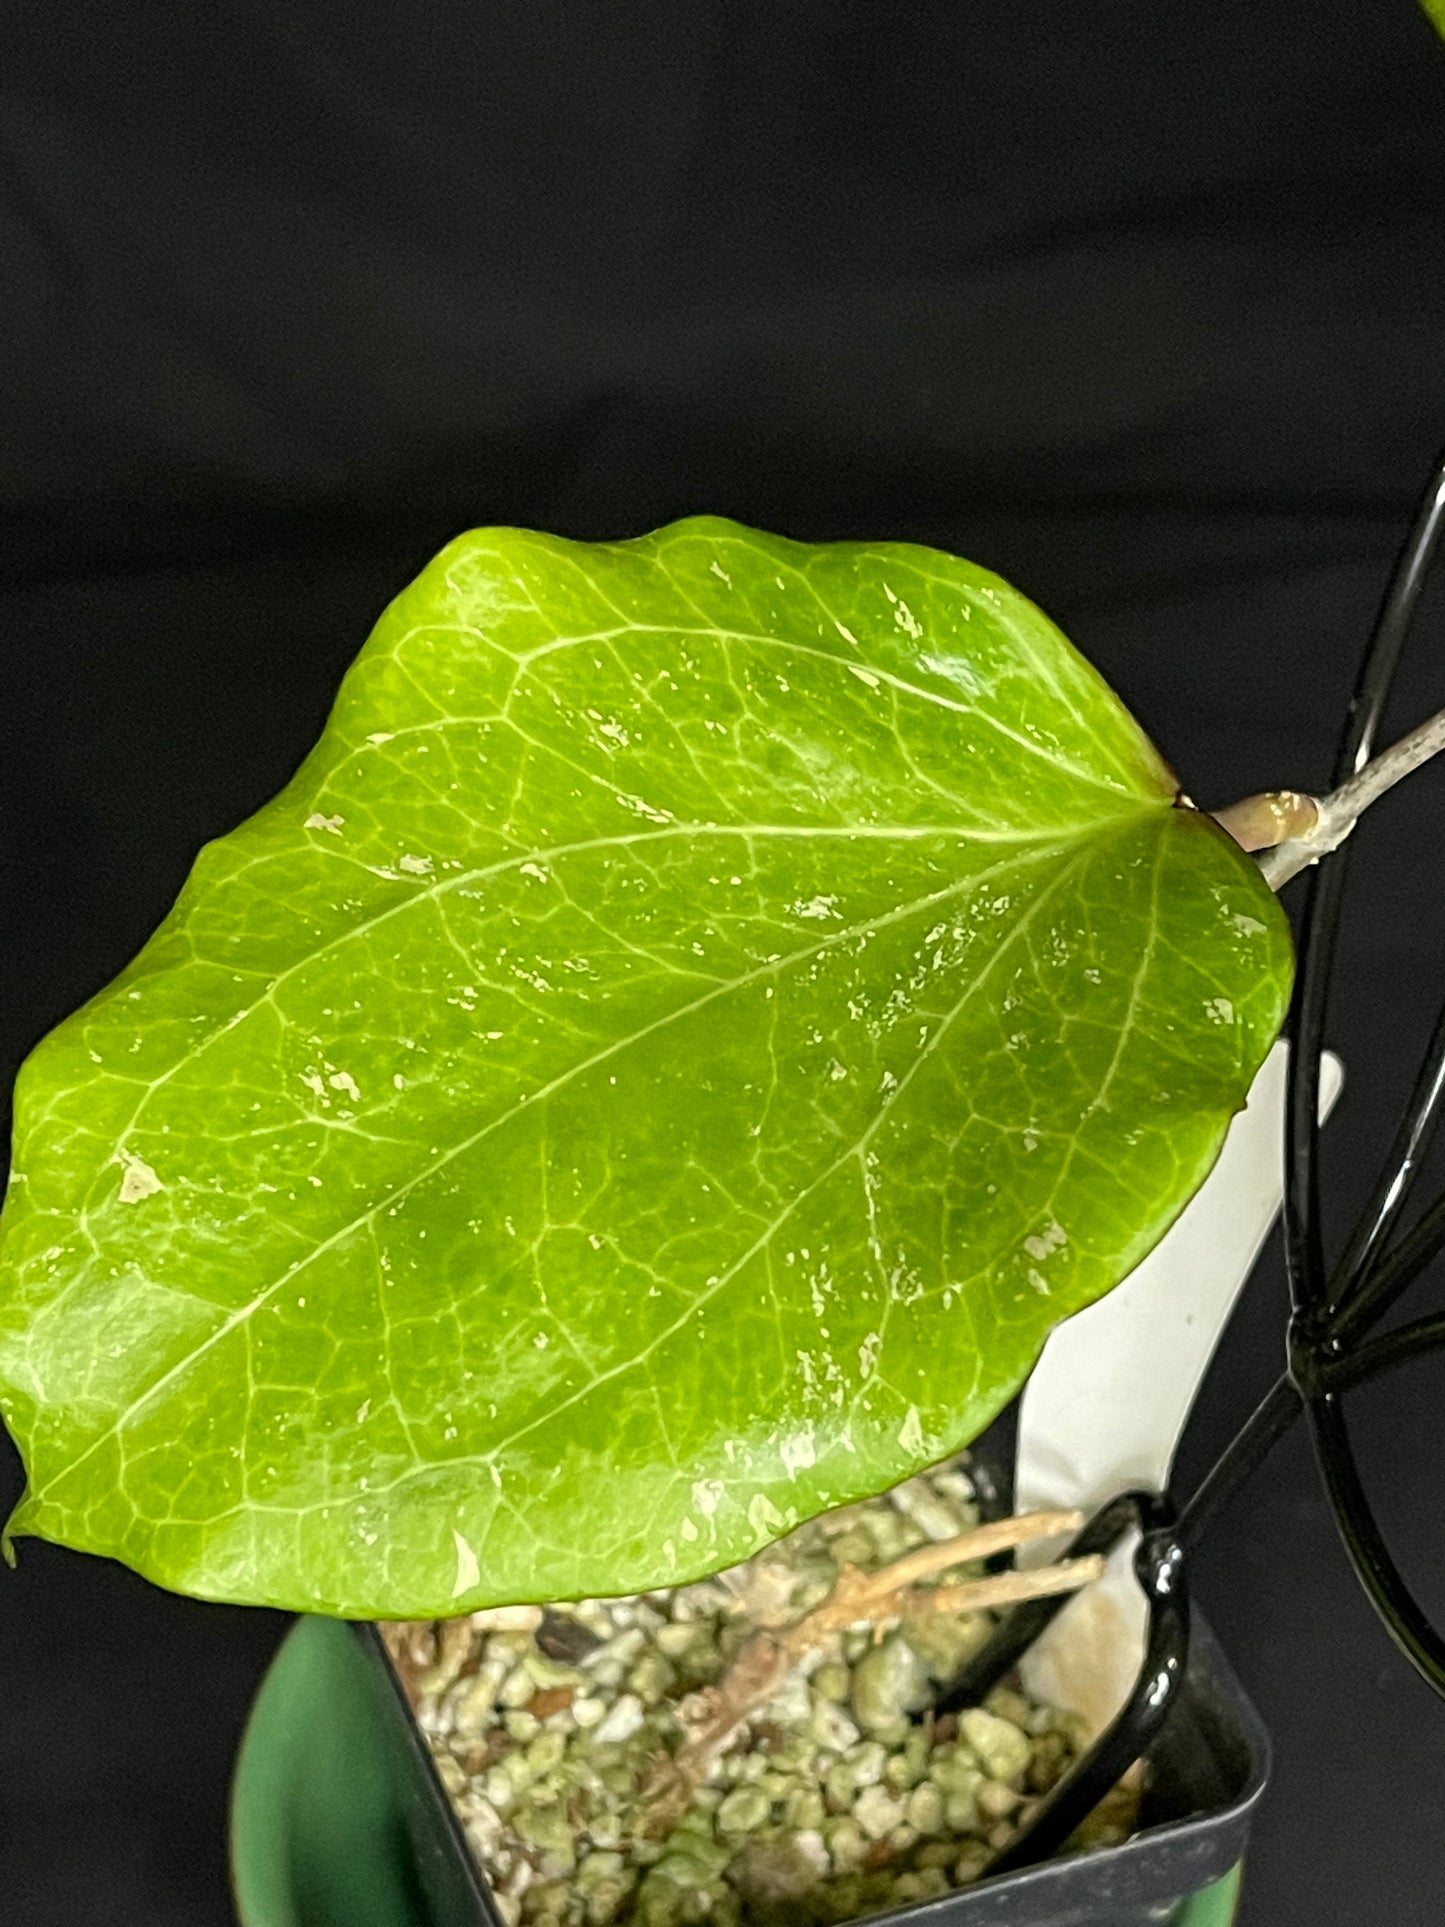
844,1738,887,1788
464,1812,504,1862
891,1478,964,1543
451,1656,513,1731
651,1849,719,1888
402,1457,1109,1925
497,1854,535,1901
525,1730,566,1774
521,1651,585,1692
482,1765,515,1811
853,1784,906,1840
825,1760,859,1809
595,1627,648,1670
829,1527,874,1568
584,1882,629,1927
929,1467,977,1509
824,1816,868,1871
716,1785,771,1834
784,1786,826,1831
931,1747,984,1797
654,1622,701,1659
498,1668,537,1710
961,1708,1032,1783
906,1781,946,1833
851,1634,929,1733
793,1828,830,1876
766,1736,815,1774
945,1789,981,1833
810,1660,851,1704
717,1622,752,1662
627,1652,675,1704
415,1702,448,1742
904,1610,991,1679
512,1807,577,1875
809,1700,861,1751
576,1851,626,1890
977,1778,1022,1819
592,1694,646,1745
917,1841,958,1873
669,1581,732,1622
523,1877,568,1920
764,1675,811,1724
985,1687,1033,1727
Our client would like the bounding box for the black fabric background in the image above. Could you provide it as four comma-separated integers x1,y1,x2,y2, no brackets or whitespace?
4,3,1445,1921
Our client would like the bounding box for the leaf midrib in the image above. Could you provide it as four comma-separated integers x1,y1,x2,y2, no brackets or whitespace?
34,825,1128,1506
241,834,1104,1533
473,519,1154,800
61,816,1146,1181
388,615,1146,805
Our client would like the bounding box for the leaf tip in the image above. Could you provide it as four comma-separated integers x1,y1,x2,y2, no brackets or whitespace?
1,1496,26,1570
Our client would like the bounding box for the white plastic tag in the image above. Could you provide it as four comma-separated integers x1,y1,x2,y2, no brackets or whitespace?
1014,1041,1344,1733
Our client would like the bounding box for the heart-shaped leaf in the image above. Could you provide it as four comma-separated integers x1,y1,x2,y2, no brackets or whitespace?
0,519,1291,1615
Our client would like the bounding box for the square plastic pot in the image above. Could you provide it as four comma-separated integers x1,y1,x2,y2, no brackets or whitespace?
230,1609,1266,1927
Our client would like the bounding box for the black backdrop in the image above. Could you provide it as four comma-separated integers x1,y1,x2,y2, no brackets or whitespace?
4,3,1445,1922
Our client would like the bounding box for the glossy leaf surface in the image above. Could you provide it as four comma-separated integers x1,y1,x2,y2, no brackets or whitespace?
0,520,1292,1614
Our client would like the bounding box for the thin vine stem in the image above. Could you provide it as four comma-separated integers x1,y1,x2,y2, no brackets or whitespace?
1250,701,1445,889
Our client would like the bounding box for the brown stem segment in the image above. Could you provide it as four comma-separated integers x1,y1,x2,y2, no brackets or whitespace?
1210,790,1319,854
1210,700,1445,890
641,1509,1103,1835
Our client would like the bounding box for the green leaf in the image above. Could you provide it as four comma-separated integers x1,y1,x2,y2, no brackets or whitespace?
1422,0,1445,38
0,519,1291,1615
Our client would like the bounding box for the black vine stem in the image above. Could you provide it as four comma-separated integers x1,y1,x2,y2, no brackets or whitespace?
969,446,1445,1870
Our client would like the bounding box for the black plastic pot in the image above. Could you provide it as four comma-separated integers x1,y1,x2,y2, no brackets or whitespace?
231,1610,1266,1927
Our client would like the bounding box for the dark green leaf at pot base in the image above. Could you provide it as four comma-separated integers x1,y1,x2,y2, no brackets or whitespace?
0,518,1292,1616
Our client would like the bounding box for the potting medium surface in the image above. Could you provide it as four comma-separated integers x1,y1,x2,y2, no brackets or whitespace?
379,1462,1137,1927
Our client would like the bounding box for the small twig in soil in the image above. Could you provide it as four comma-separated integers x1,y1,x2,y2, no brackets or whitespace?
641,1508,1103,1836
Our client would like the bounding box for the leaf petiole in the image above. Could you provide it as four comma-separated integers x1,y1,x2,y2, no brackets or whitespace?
1212,700,1445,890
